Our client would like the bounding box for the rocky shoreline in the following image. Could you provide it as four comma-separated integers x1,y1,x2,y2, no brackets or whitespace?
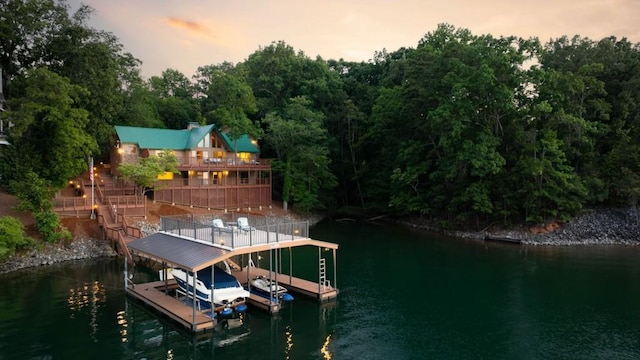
2,207,638,274
402,206,640,246
0,236,116,274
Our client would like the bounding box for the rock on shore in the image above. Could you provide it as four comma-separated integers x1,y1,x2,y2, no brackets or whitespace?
524,207,640,246
0,237,116,274
401,207,640,246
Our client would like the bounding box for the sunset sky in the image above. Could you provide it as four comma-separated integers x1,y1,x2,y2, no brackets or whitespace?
67,0,640,79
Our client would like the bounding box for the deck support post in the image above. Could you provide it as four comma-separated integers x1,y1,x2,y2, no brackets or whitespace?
192,271,197,327
268,249,274,310
289,247,293,285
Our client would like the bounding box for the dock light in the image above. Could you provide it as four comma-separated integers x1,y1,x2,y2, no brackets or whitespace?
219,239,225,245
294,229,299,235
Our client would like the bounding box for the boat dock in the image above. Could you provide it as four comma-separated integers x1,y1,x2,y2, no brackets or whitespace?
235,266,338,301
124,215,339,333
484,234,523,244
126,280,217,332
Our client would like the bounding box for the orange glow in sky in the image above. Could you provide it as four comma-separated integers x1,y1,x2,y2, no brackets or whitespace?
68,0,640,78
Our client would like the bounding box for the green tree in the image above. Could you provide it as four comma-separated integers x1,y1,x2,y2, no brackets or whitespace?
263,96,336,212
0,0,70,88
118,150,179,196
149,68,194,99
118,79,164,128
203,69,261,147
9,171,69,243
0,216,30,260
2,68,98,188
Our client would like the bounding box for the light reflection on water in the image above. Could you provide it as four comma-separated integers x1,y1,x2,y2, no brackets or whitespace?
0,223,640,359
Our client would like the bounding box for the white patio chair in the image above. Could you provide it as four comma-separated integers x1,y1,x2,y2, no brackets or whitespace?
212,218,232,234
236,217,254,232
212,219,226,228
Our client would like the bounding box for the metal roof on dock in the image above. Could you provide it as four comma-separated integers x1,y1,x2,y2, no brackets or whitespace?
127,233,232,271
127,230,339,273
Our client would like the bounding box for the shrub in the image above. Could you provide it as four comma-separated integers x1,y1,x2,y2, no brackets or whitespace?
35,211,70,243
0,216,30,260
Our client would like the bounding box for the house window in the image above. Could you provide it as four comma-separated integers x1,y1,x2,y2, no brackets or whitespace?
240,171,249,184
237,152,250,163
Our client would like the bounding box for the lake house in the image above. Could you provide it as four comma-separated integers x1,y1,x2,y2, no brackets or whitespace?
111,123,272,210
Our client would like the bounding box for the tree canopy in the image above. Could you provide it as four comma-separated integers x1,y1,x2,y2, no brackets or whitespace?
1,0,640,229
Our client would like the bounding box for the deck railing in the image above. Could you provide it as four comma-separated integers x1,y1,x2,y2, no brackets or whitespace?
153,177,271,188
177,157,272,168
159,215,310,250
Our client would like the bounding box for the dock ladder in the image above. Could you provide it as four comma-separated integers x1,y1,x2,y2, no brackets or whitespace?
319,258,330,289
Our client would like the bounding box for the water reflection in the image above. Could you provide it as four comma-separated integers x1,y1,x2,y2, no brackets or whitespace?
116,310,128,343
67,280,106,312
67,280,107,342
321,334,332,359
284,325,293,359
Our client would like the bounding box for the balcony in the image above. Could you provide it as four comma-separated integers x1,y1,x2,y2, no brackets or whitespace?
176,157,271,172
153,176,271,188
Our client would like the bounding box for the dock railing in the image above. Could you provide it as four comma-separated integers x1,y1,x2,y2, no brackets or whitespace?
159,215,309,249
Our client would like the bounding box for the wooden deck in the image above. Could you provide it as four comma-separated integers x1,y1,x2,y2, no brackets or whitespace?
126,280,217,333
234,267,339,301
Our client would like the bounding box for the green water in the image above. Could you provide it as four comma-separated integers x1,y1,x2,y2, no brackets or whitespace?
1,220,640,359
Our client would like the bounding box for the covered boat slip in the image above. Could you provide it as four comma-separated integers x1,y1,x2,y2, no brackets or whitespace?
125,219,338,333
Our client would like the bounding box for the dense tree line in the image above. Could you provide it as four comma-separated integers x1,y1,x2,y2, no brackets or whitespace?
1,0,640,232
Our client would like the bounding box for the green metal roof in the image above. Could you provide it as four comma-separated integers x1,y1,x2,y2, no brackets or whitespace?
220,133,259,153
115,124,259,152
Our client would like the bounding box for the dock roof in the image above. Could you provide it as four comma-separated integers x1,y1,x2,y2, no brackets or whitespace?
127,232,231,271
127,231,338,273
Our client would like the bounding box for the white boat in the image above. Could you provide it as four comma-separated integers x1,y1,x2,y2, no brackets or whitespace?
250,275,294,302
169,265,250,316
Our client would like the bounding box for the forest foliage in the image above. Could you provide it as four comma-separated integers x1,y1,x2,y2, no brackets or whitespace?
1,0,640,230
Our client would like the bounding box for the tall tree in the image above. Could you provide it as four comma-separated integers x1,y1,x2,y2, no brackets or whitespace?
0,0,70,89
203,69,260,144
262,96,336,212
1,68,98,188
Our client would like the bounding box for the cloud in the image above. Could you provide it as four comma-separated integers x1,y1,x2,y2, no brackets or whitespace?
165,17,216,41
